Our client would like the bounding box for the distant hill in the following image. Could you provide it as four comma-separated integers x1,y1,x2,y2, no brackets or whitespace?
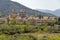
0,0,56,17
53,9,60,16
37,9,60,17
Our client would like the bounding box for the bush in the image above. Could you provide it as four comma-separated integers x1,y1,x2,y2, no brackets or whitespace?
0,34,37,40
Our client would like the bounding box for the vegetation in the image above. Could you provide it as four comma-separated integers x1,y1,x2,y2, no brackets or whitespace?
38,33,60,40
0,18,59,40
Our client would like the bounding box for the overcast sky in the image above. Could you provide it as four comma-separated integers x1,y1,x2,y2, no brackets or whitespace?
12,0,60,11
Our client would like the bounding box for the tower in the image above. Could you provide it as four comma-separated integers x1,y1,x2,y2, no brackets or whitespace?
10,9,16,18
18,9,25,18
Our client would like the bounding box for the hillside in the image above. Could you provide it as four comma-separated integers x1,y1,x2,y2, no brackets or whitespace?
53,9,60,16
0,0,56,17
37,9,60,17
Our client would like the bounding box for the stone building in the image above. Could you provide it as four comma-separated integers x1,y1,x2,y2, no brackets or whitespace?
0,9,56,24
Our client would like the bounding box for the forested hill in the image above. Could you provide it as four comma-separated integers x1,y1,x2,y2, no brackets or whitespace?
0,0,56,17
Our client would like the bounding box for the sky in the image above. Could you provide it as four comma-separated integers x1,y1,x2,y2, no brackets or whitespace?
12,0,60,11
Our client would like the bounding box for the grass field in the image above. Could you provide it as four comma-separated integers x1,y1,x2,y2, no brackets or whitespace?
0,33,60,40
38,33,60,40
21,33,60,40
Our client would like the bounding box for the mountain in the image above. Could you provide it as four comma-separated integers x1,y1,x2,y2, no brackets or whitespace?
0,0,56,17
53,9,60,16
37,9,60,17
37,9,52,13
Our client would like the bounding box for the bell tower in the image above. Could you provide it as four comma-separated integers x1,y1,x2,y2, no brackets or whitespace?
10,9,16,18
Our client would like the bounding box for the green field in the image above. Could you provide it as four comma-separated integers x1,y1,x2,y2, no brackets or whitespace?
0,33,60,40
37,33,60,40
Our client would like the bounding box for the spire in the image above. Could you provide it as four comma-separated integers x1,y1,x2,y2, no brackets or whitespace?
11,8,15,14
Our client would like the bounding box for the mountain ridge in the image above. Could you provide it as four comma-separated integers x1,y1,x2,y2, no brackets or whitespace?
37,9,60,17
0,0,56,17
